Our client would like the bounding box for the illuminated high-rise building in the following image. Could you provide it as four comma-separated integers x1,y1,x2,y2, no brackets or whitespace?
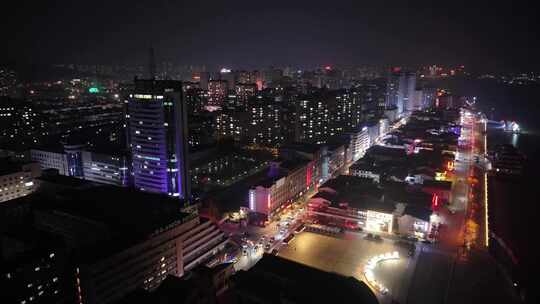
385,70,400,111
126,79,190,200
400,71,417,113
207,80,228,108
386,69,416,116
220,68,236,90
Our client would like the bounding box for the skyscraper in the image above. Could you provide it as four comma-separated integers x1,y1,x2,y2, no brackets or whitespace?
400,71,417,113
385,70,400,111
385,69,416,116
207,79,228,108
126,79,190,200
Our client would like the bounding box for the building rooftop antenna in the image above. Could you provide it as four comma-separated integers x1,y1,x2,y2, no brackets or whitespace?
149,47,156,79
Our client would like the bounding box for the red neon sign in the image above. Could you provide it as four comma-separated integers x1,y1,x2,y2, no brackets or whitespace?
306,164,312,187
432,194,439,208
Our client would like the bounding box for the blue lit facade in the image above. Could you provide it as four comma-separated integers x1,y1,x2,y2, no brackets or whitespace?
126,79,190,201
64,144,85,177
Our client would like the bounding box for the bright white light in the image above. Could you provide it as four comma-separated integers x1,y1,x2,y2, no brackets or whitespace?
511,122,520,132
363,251,400,295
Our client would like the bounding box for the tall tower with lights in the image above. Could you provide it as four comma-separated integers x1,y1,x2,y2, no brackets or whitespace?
126,79,190,201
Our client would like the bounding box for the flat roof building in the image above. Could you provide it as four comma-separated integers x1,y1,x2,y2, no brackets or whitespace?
233,254,378,304
22,185,227,304
0,160,40,203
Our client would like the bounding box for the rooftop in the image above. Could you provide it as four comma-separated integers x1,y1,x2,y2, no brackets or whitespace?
233,254,378,304
38,171,96,188
422,180,453,190
203,168,275,213
0,159,24,175
350,160,378,172
281,142,322,155
403,205,432,221
31,186,195,263
366,145,406,159
36,186,191,237
316,175,393,213
320,175,380,194
278,157,310,172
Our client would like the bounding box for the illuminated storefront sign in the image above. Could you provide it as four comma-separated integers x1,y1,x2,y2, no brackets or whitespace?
134,94,164,100
366,210,393,233
413,220,429,238
435,171,446,181
249,190,255,210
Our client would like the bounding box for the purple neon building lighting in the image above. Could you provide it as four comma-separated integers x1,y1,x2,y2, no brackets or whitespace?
126,79,190,201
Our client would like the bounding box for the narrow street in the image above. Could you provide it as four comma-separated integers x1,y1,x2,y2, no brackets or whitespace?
414,111,520,304
406,109,475,304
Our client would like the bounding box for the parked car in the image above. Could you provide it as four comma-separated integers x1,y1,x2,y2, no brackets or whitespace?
403,235,418,242
282,234,295,244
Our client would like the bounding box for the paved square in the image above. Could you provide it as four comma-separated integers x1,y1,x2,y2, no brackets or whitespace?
278,231,414,302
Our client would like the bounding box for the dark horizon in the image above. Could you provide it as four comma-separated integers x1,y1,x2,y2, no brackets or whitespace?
2,1,538,73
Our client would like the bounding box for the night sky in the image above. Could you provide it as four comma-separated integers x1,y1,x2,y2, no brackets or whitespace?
2,0,538,71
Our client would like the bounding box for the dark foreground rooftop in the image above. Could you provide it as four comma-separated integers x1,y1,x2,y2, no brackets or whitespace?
29,185,196,263
36,186,191,238
233,254,379,304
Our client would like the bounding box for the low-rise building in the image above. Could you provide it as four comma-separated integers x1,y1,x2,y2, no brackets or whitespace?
421,180,453,205
344,127,370,162
30,148,69,176
307,176,437,238
0,161,40,203
349,161,381,183
324,142,347,180
395,204,434,239
81,150,129,186
249,158,312,217
31,146,130,187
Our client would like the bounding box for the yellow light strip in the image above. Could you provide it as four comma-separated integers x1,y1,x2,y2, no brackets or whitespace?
484,172,489,247
484,134,487,158
483,119,489,248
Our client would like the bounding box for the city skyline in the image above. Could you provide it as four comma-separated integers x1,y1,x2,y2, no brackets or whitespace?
1,2,537,304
